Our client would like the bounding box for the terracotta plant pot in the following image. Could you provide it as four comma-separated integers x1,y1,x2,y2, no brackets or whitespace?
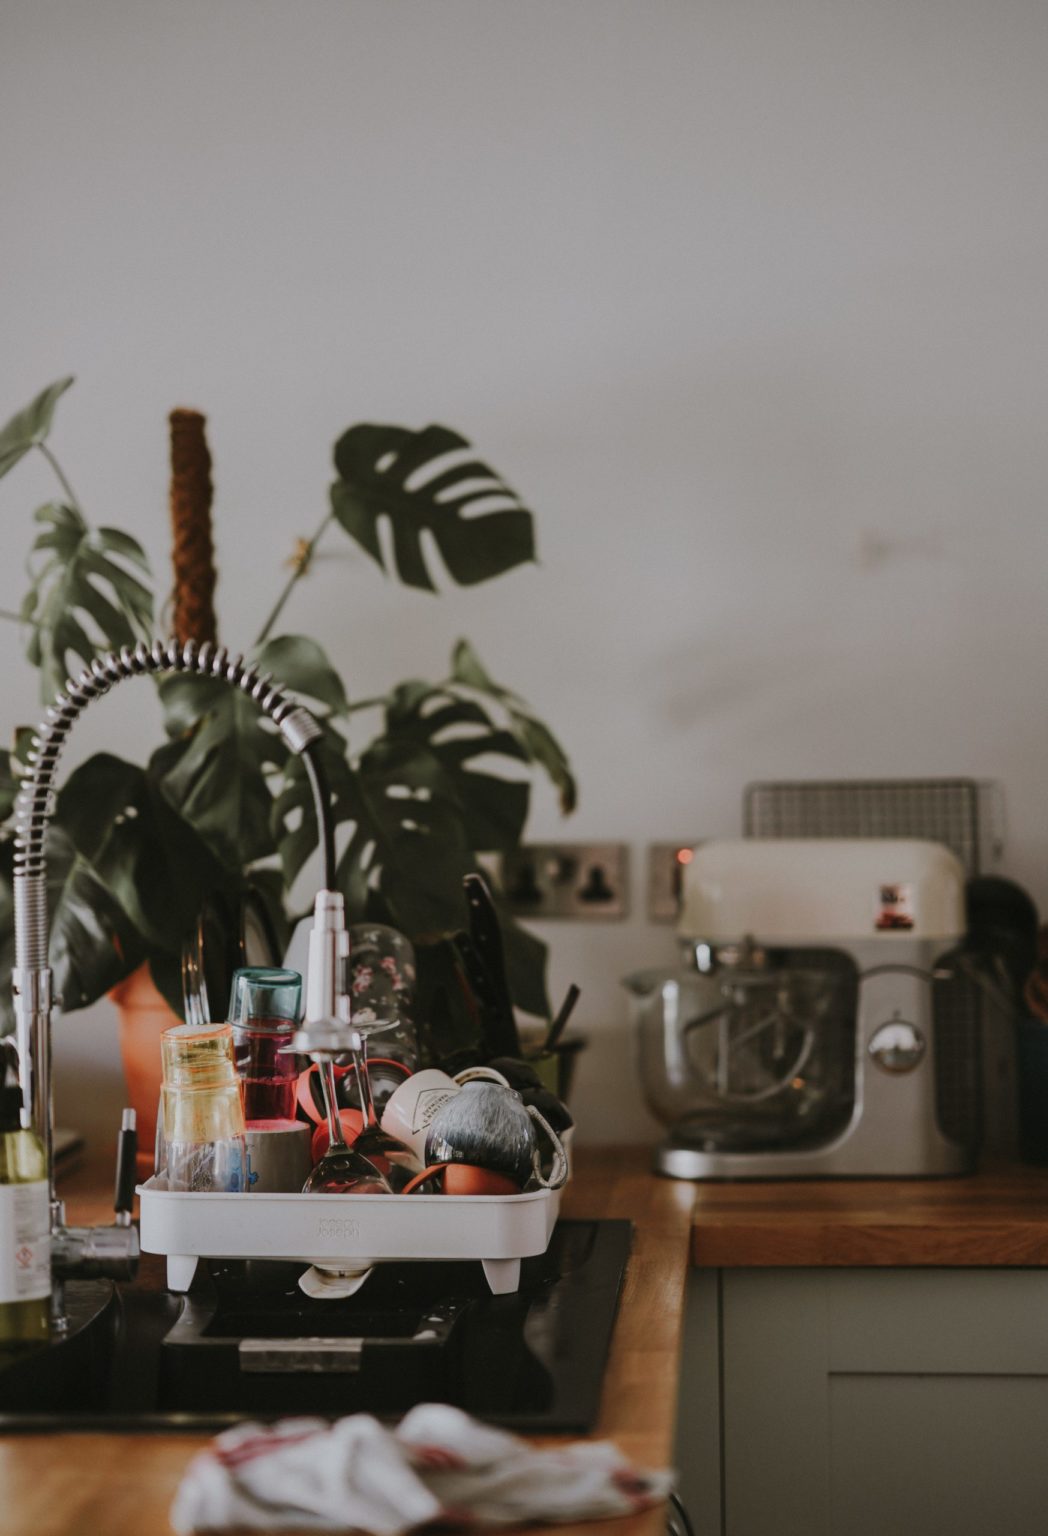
110,964,180,1180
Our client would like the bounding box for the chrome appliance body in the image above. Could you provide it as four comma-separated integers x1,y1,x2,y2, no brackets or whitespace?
629,838,979,1179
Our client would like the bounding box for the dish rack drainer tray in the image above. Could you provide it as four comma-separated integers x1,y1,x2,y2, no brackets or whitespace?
137,1178,562,1295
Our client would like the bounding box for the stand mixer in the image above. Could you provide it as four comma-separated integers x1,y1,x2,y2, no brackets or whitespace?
626,838,982,1179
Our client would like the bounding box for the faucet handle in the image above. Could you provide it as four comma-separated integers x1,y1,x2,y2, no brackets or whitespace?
113,1107,137,1227
51,1107,141,1289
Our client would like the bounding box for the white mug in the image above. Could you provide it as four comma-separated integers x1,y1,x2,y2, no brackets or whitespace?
379,1066,509,1163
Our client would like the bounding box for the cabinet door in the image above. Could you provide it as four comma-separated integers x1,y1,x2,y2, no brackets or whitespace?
674,1271,723,1536
683,1268,1048,1536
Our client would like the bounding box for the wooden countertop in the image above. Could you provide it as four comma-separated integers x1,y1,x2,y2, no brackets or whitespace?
691,1161,1048,1268
0,1146,694,1536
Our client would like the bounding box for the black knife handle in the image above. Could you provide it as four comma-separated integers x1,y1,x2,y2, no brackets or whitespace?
114,1108,138,1220
464,873,522,1058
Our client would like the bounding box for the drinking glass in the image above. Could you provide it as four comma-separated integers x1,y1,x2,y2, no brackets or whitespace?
344,925,421,1187
157,1023,248,1192
228,967,302,1122
348,923,419,1070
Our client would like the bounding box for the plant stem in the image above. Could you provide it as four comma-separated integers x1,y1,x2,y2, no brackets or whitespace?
38,443,83,515
0,608,27,625
254,511,334,647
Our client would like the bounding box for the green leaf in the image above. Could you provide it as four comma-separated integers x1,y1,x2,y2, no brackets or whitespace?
273,660,554,982
0,755,20,825
47,828,146,1011
0,749,260,1033
450,638,577,815
155,637,349,871
154,676,285,869
273,717,476,936
348,736,478,936
59,757,242,954
382,682,531,852
0,830,143,1035
0,378,74,481
23,503,154,699
51,753,147,863
331,423,535,591
255,634,349,716
0,730,42,827
94,527,151,574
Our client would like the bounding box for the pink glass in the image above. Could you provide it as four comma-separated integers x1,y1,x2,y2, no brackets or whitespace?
228,968,302,1123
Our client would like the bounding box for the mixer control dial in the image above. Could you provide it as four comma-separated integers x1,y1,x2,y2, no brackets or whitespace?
868,1017,926,1073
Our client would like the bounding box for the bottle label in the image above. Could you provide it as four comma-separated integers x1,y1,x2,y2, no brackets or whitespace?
0,1181,51,1302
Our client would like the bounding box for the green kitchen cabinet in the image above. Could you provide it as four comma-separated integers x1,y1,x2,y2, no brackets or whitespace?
676,1267,1048,1536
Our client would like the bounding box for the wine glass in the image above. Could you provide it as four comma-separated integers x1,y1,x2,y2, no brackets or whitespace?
302,1054,391,1194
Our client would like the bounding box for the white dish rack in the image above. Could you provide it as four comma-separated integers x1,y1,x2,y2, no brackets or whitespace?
137,1178,563,1295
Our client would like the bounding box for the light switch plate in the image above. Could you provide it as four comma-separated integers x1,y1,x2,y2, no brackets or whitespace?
647,841,702,922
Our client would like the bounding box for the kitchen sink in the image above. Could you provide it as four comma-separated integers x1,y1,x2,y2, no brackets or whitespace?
0,1218,630,1433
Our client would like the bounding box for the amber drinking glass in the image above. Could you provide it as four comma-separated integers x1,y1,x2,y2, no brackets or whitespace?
157,1023,248,1192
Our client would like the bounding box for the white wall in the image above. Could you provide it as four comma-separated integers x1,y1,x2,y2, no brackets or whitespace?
1,0,1047,1150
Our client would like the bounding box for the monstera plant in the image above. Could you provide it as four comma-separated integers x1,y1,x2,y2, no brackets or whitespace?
0,378,575,1058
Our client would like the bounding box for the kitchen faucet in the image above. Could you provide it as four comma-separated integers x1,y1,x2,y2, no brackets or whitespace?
11,637,352,1315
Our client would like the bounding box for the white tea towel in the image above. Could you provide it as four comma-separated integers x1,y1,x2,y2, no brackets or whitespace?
170,1403,675,1534
396,1404,674,1526
171,1415,441,1535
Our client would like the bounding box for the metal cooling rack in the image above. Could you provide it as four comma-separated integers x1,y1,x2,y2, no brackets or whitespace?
743,778,1003,876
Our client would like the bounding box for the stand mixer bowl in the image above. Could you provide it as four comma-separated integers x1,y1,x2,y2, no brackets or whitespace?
624,947,858,1152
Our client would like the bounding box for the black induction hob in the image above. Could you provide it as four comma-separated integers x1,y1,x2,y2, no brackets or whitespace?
0,1219,631,1434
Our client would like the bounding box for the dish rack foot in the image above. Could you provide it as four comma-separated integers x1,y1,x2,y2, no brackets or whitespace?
167,1255,200,1292
482,1257,521,1294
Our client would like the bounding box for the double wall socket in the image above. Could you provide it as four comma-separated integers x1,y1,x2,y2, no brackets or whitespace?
498,843,629,920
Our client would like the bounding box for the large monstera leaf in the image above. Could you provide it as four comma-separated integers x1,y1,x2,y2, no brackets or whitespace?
331,424,535,591
344,732,488,937
273,721,478,937
272,664,550,1006
0,750,249,1033
450,639,576,815
154,634,349,870
153,676,285,869
52,753,242,956
274,666,532,931
379,679,531,854
0,829,145,1034
23,502,153,700
0,755,154,1031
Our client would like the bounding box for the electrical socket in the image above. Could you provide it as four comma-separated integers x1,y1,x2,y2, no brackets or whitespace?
647,841,702,922
497,843,629,920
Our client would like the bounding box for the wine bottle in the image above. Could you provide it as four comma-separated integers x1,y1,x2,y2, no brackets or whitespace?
0,1046,50,1353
